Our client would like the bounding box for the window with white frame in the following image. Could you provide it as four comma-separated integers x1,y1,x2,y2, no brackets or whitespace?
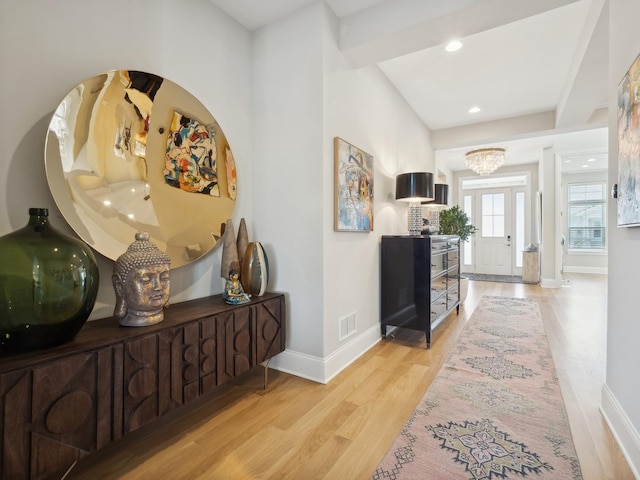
567,182,606,250
481,193,505,237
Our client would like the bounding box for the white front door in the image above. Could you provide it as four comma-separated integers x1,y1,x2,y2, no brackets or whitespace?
476,189,512,275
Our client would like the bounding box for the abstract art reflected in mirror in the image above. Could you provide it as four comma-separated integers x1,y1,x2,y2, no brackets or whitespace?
45,70,237,269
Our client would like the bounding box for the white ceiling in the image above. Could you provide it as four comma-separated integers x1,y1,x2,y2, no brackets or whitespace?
209,0,609,174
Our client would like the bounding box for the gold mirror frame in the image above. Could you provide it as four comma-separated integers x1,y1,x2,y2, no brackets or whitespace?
45,70,236,269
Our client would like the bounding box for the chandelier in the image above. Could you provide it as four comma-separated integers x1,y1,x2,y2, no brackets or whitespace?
465,148,505,176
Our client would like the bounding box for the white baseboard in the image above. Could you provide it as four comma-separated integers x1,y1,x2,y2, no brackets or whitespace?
563,266,608,274
540,277,563,288
267,349,327,384
267,323,381,384
601,384,640,479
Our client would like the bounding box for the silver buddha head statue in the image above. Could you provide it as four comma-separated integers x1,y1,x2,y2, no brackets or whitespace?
113,232,171,327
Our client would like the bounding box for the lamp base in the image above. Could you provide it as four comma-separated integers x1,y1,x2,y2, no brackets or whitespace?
429,208,440,230
407,201,422,235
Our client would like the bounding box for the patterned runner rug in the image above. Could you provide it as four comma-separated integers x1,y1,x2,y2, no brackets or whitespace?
372,296,582,480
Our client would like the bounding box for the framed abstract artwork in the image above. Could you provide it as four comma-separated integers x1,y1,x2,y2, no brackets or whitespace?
334,137,374,232
617,53,640,226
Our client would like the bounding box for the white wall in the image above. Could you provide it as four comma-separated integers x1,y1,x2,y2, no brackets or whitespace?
540,147,562,287
258,3,436,382
252,4,326,367
322,6,435,380
602,0,640,476
0,0,253,319
560,170,608,274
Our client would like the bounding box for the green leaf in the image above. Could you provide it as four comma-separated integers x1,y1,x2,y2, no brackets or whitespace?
438,205,478,242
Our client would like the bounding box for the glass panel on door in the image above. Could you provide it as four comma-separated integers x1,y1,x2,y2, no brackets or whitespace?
481,193,505,237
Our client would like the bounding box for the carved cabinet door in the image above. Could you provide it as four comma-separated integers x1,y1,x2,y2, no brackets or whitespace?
199,316,218,395
217,307,252,385
1,346,121,480
123,328,189,434
253,296,285,364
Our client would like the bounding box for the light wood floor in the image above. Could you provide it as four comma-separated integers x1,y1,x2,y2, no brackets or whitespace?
68,274,634,479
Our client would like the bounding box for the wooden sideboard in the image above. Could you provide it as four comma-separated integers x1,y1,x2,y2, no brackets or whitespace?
0,292,286,480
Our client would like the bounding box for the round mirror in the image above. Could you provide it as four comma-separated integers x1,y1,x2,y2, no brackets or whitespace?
45,70,236,269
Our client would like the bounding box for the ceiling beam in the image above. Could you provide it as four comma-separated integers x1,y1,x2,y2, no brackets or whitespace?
340,0,582,68
555,0,608,128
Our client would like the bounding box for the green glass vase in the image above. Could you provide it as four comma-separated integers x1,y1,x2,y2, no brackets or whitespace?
0,208,100,353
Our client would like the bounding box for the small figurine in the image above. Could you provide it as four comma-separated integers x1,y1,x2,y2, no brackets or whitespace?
113,232,171,327
223,268,251,305
421,218,430,235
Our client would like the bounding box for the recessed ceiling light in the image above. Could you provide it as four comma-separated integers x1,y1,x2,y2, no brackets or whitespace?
582,165,589,168
564,159,572,163
587,158,596,162
445,40,463,52
468,106,480,114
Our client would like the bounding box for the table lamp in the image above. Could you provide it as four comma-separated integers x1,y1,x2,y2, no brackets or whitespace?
395,172,434,235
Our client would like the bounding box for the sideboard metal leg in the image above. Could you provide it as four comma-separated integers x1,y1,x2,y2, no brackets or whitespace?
263,357,272,390
60,461,77,480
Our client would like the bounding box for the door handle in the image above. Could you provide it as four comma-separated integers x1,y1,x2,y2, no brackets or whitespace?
507,235,511,247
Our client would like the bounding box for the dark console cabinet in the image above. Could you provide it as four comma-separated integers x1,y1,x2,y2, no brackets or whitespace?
0,292,285,480
381,235,460,348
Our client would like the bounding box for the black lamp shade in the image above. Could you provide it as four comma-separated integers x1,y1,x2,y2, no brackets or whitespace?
423,183,449,205
395,172,434,202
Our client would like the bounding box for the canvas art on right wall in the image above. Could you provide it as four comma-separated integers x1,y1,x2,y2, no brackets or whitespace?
617,53,640,227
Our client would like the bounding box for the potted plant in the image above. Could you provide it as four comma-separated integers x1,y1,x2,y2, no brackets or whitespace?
438,205,478,304
438,205,477,242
